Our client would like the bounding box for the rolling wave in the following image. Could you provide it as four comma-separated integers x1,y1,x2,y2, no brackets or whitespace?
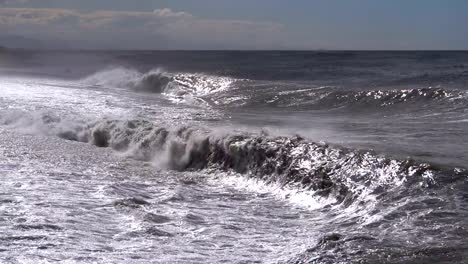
211,85,467,111
67,119,445,206
3,111,461,209
81,67,234,104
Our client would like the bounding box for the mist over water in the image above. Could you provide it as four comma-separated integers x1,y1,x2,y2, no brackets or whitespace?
0,50,467,263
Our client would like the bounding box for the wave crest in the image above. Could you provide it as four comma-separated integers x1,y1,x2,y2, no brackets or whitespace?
46,116,449,208
81,67,234,104
213,86,466,110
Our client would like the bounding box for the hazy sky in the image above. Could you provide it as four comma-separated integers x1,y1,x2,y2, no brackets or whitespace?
1,0,467,50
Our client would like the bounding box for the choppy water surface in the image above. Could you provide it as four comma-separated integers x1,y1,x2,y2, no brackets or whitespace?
0,51,467,263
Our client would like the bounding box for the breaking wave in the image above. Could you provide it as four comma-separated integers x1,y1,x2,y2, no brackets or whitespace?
81,67,234,104
3,111,462,210
71,119,446,206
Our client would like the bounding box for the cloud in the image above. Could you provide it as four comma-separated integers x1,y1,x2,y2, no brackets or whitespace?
0,8,289,49
0,0,28,5
153,8,191,18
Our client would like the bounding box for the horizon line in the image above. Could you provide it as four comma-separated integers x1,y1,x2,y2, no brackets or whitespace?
2,47,468,52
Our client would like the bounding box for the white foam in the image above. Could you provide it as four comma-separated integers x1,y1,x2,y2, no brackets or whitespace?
209,172,337,210
80,66,234,105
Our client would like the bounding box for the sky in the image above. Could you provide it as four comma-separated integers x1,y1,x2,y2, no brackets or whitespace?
0,0,467,50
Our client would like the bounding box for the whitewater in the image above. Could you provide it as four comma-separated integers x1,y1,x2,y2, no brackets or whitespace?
0,50,467,263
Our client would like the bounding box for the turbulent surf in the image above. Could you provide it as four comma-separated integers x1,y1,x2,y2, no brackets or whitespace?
0,50,467,263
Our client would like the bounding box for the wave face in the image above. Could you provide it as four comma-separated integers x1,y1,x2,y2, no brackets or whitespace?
81,67,234,104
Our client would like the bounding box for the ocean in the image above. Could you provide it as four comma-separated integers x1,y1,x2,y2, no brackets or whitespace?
0,50,467,263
